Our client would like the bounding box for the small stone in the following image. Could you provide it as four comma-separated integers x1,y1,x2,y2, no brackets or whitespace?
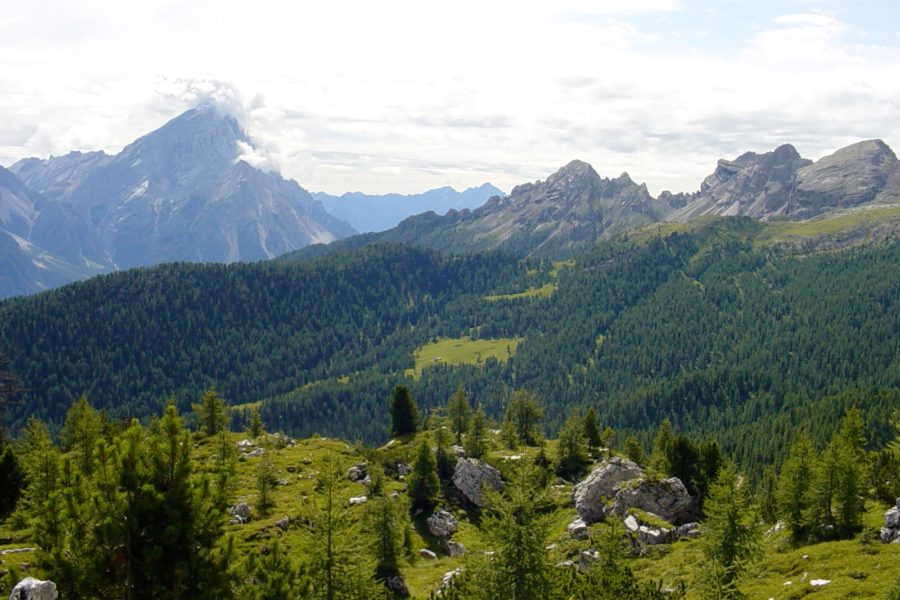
427,510,459,538
229,502,251,523
246,447,265,458
276,517,289,531
810,579,831,587
419,549,438,560
623,515,639,532
567,517,589,540
348,496,367,506
385,575,410,597
442,540,467,557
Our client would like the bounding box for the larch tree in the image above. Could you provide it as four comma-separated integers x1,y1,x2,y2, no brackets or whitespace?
447,384,472,444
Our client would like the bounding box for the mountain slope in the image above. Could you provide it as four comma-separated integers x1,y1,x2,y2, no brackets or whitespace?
314,183,503,233
292,160,668,260
666,139,900,221
5,106,355,286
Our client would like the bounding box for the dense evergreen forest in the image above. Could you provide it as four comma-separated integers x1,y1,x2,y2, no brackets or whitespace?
0,217,898,478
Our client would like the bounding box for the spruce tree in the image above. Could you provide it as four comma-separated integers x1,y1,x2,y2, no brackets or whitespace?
555,414,589,480
465,404,489,459
583,408,602,448
504,389,543,446
59,394,103,475
776,434,815,543
447,384,472,444
238,539,308,600
649,418,674,474
623,435,644,464
408,440,440,512
256,449,277,514
247,407,265,439
390,385,419,438
697,462,761,599
193,387,229,437
365,491,407,582
0,433,24,518
432,412,455,480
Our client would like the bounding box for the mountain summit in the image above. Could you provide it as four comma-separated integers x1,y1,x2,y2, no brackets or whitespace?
3,106,355,296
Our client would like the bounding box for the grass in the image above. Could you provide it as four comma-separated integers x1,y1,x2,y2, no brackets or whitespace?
406,337,523,379
759,204,900,243
484,282,557,301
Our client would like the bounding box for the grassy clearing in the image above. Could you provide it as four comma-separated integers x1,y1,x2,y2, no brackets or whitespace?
406,337,522,379
484,282,557,301
758,204,900,246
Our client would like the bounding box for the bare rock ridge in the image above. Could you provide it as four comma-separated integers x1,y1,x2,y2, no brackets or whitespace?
666,139,900,221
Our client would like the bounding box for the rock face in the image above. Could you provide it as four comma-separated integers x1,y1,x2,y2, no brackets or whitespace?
609,478,695,525
667,139,900,222
427,510,458,538
881,498,900,543
572,457,644,524
4,105,355,297
452,458,503,507
8,578,58,600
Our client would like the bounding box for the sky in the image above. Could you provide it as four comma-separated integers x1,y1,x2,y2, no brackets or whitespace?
1,0,899,195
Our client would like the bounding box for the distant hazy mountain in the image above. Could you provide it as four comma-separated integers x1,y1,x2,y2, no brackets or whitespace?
0,166,111,297
664,139,900,221
290,160,670,260
2,106,355,297
313,183,503,233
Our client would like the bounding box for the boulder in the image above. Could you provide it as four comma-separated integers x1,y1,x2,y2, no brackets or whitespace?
228,503,252,523
349,496,367,506
8,578,58,600
880,527,899,544
276,517,290,531
609,477,695,525
442,540,467,557
246,447,265,458
567,517,589,541
427,510,458,538
880,500,900,544
419,548,438,560
572,457,644,523
385,575,410,597
885,506,900,529
676,522,701,539
441,569,462,590
637,525,674,545
348,463,368,482
452,458,503,507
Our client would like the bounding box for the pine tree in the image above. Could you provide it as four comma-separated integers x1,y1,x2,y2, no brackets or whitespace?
447,384,472,444
193,387,229,437
465,404,489,459
649,418,674,474
238,539,308,600
555,414,589,480
0,432,24,518
408,440,440,512
365,491,407,582
390,385,419,438
247,407,265,439
480,463,554,600
432,411,455,480
583,408,602,448
697,462,761,599
59,394,103,475
623,435,644,464
504,389,543,446
776,434,815,543
256,449,277,514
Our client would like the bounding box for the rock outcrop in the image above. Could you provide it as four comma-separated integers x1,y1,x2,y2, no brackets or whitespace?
880,498,900,544
8,578,58,600
609,477,695,525
427,510,458,538
452,458,503,507
572,457,644,523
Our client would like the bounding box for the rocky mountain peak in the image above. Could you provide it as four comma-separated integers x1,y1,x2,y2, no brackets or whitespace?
119,105,248,170
546,159,599,188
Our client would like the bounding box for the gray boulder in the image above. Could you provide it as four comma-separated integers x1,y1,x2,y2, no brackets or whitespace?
676,522,702,539
419,548,438,560
567,517,589,540
452,458,503,507
246,447,265,458
276,517,290,531
609,477,695,525
427,510,458,538
442,540,467,557
8,578,58,600
228,502,252,524
637,525,674,545
572,457,644,524
882,499,900,543
348,463,368,482
385,575,410,597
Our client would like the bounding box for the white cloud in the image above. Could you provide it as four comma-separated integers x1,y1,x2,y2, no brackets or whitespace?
0,1,898,196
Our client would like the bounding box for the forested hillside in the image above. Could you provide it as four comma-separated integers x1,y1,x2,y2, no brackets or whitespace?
1,217,898,477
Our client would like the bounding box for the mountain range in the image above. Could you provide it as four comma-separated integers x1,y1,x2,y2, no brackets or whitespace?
1,106,356,298
3,103,900,297
294,139,900,260
313,183,503,233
